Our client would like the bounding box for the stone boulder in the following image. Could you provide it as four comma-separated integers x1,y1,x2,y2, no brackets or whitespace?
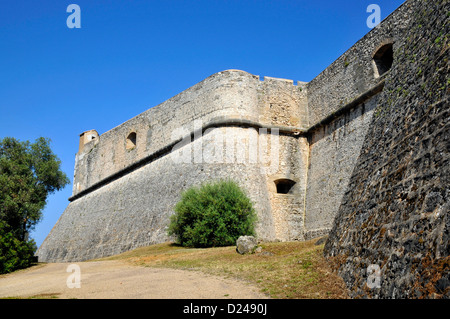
236,236,258,255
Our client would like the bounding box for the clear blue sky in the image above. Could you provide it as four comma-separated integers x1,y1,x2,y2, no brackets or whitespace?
0,0,404,247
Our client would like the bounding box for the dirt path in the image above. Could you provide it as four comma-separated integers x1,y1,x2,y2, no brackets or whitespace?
0,260,268,299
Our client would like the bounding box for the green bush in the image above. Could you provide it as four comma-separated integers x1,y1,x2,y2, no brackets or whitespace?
168,180,257,248
0,223,37,274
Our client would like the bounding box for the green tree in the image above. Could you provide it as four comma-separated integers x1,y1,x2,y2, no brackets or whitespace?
0,137,70,273
168,180,257,248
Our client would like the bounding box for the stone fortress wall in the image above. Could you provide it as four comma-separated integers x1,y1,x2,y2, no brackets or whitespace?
324,0,449,298
71,71,309,199
37,71,311,261
303,0,413,239
37,0,447,288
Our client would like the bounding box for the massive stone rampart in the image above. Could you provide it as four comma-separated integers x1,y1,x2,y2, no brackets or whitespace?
37,71,310,262
71,70,307,199
38,127,276,261
324,0,449,298
302,0,415,238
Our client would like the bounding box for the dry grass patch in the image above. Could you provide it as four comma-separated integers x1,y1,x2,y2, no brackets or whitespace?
103,238,348,299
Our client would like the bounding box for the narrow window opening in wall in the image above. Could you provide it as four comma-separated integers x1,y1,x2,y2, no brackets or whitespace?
274,179,296,194
373,43,394,77
126,132,137,150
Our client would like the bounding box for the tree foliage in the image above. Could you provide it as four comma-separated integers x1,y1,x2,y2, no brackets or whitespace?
168,180,257,248
0,221,37,274
0,137,70,273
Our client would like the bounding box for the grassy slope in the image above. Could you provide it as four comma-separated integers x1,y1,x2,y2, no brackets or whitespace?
100,238,348,299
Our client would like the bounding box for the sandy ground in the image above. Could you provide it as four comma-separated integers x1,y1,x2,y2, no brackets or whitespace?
0,260,268,299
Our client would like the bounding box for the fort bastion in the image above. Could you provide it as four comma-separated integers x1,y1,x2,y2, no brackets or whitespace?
37,0,448,299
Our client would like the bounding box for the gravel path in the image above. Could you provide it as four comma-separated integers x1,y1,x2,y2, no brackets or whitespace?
0,260,268,299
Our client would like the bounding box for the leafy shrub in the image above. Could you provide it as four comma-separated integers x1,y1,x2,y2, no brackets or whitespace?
168,180,257,248
0,223,37,274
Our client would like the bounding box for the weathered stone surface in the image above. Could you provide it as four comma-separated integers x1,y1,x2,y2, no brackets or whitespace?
38,71,309,262
37,129,277,262
324,0,449,299
236,236,258,255
70,70,308,199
